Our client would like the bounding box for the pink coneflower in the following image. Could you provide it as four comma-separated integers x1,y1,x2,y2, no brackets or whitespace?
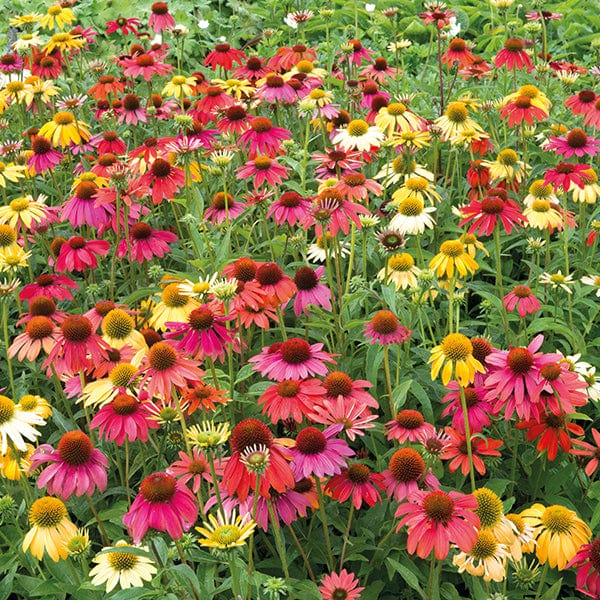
224,418,295,501
459,193,524,236
386,409,436,443
307,396,377,441
544,162,590,192
204,43,246,71
123,472,198,543
334,172,382,202
364,310,412,346
249,338,335,381
534,362,588,414
238,117,291,158
339,39,375,66
290,424,354,478
61,181,111,231
43,315,110,375
254,262,297,304
97,131,127,155
267,191,311,227
572,429,600,478
312,189,370,237
395,489,479,559
583,98,600,129
319,569,364,600
313,148,363,179
9,316,58,362
0,53,23,74
383,447,439,502
204,192,245,225
419,3,456,29
567,538,600,598
30,431,108,500
326,463,385,509
137,341,203,401
84,300,117,331
565,90,597,116
55,236,111,272
148,2,175,31
216,105,252,135
20,273,78,302
140,158,185,205
117,93,147,126
484,334,559,421
293,266,332,317
16,296,66,327
494,38,533,72
167,449,214,494
359,56,401,84
255,74,297,104
502,285,541,317
441,382,493,434
442,426,503,476
116,222,178,263
237,155,289,189
106,16,142,35
164,303,236,363
547,128,600,158
90,394,158,445
27,136,63,174
234,56,269,82
321,371,378,410
193,86,235,120
258,378,326,424
120,51,173,81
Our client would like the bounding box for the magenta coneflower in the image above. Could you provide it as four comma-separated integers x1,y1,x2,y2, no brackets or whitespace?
0,53,23,74
254,262,297,304
90,394,159,445
384,447,439,502
572,429,600,477
204,192,246,225
494,38,533,72
313,148,363,179
312,189,370,237
141,158,185,205
340,39,375,66
55,236,111,272
544,162,590,192
61,181,111,231
164,303,236,363
364,310,412,346
117,93,148,125
27,136,63,173
238,117,291,158
258,378,326,423
255,74,297,104
546,128,600,158
534,362,588,415
31,431,108,499
567,538,600,597
123,471,198,543
249,338,335,381
237,155,289,189
204,43,246,71
138,341,204,401
116,222,178,263
503,285,541,317
484,334,560,421
43,315,110,375
459,194,524,236
9,316,58,362
307,396,378,441
148,1,176,32
290,424,354,478
267,191,311,227
319,569,364,600
20,273,78,301
293,266,332,317
234,56,268,82
386,409,436,443
326,463,385,509
216,104,252,135
441,382,493,434
395,489,479,559
167,449,214,494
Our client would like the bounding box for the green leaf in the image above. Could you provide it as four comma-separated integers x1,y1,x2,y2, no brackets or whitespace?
539,578,563,600
0,565,17,600
385,556,423,593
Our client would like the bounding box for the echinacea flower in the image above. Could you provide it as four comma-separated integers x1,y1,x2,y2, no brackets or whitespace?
429,239,479,279
204,43,246,71
249,338,335,381
319,569,364,600
494,38,533,72
383,447,439,502
544,162,590,192
459,193,524,236
0,394,45,454
9,316,59,361
196,511,256,549
332,119,385,152
441,383,493,433
22,497,77,561
259,379,326,424
39,112,90,148
429,333,485,387
123,472,199,543
31,430,108,499
326,463,385,509
237,155,289,189
539,270,574,294
117,222,178,263
572,428,600,477
89,540,157,592
364,310,411,345
290,424,354,478
441,427,503,476
546,128,600,158
503,285,541,317
20,273,78,302
167,449,214,494
453,529,509,582
567,538,600,597
521,503,591,570
395,489,480,559
293,266,331,316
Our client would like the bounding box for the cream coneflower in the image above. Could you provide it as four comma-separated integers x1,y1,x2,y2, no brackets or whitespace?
473,487,518,545
429,333,484,386
483,149,529,184
453,529,509,582
571,168,600,204
389,197,437,235
434,101,484,143
332,119,385,151
0,394,45,455
523,179,558,206
378,253,421,290
375,102,424,135
22,496,77,561
523,199,563,230
374,155,434,186
391,176,442,206
80,362,139,408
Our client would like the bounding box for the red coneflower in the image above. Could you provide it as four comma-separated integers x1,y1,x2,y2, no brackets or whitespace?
120,52,173,81
258,379,325,424
182,381,228,413
459,192,524,236
141,158,185,204
204,43,246,71
543,162,590,192
87,75,125,101
238,117,291,158
55,236,111,272
237,155,289,189
441,426,503,476
254,262,297,304
326,463,385,509
500,95,548,126
494,38,533,72
20,273,78,301
266,190,311,227
565,90,597,116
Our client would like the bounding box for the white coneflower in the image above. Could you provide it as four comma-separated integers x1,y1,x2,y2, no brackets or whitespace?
0,395,45,454
539,270,574,294
332,119,385,151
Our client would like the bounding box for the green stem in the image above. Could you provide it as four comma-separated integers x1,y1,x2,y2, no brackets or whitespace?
383,346,395,419
534,562,549,600
458,385,476,492
266,499,290,581
2,302,15,398
339,504,355,570
315,477,335,570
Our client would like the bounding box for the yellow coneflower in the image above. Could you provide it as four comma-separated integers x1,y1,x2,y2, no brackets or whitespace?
43,32,84,54
523,179,558,206
378,253,420,290
374,155,434,186
460,233,490,258
375,102,424,135
0,195,48,230
196,511,256,549
211,78,254,100
523,200,563,230
520,503,591,570
22,497,78,561
0,443,35,480
162,75,197,99
453,529,509,582
0,162,26,187
101,309,147,352
484,149,529,184
80,363,140,408
391,176,441,206
0,245,31,272
429,332,484,386
148,281,200,330
38,4,76,30
505,512,536,560
38,112,91,148
9,13,43,27
187,421,231,449
389,129,431,150
434,101,484,143
473,488,518,546
429,239,479,279
17,394,53,419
